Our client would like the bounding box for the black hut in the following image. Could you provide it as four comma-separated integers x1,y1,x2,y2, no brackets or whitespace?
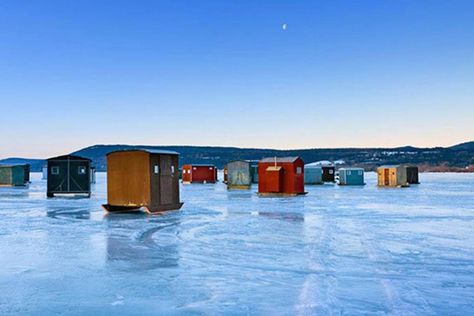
47,155,92,197
405,165,419,184
322,166,335,182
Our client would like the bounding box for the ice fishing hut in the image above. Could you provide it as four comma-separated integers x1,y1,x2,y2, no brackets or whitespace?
90,166,96,184
181,164,217,184
227,160,251,190
258,157,305,196
103,149,182,213
46,155,91,197
338,168,365,185
0,164,30,186
223,165,228,183
304,163,323,185
250,163,259,183
322,166,335,182
42,165,48,180
377,165,409,187
404,165,419,184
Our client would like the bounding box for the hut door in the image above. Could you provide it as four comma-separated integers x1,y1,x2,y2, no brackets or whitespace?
69,161,89,192
159,155,173,205
384,169,389,186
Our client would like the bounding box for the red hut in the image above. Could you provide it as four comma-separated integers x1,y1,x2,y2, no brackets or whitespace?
258,157,306,196
182,164,217,184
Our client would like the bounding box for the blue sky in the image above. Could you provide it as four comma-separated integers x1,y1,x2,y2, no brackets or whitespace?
0,0,473,158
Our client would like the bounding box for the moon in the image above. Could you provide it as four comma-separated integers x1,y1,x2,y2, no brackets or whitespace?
282,23,287,31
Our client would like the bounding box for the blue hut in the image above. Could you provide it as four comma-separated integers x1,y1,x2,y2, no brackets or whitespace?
304,163,323,184
338,168,365,185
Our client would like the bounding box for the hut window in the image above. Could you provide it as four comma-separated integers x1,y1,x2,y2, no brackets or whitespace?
154,165,160,174
347,170,351,175
171,166,175,173
51,166,59,175
193,167,196,170
209,167,213,170
358,170,363,175
78,166,86,175
296,167,302,174
329,169,334,174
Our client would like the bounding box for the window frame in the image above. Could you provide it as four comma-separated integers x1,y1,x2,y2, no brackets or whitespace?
51,166,60,175
78,166,87,175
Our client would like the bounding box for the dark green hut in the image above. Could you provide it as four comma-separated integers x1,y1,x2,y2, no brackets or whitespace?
0,164,30,186
47,155,91,197
250,163,259,184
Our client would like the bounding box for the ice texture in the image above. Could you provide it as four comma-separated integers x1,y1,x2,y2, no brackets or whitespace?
0,172,473,315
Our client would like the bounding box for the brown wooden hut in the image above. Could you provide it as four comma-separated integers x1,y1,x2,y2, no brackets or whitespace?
103,149,183,213
377,165,409,187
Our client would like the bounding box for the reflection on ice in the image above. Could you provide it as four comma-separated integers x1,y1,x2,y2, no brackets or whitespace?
105,213,181,271
257,211,305,222
47,207,91,220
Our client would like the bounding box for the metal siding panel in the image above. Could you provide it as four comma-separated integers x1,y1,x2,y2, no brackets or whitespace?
227,161,251,188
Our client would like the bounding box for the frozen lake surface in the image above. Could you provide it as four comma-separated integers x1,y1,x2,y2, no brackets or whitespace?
0,172,473,315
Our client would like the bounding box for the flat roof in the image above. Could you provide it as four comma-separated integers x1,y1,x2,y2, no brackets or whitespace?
338,167,364,171
378,165,401,168
260,157,300,163
107,149,179,156
183,164,216,167
304,164,322,168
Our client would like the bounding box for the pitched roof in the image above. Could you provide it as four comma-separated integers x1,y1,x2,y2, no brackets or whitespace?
260,157,301,163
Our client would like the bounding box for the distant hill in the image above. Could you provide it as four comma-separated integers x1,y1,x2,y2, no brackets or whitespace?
449,141,474,151
1,141,473,172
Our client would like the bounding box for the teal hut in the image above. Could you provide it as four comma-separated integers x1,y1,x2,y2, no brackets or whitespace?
338,168,365,185
0,164,30,186
304,164,323,184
